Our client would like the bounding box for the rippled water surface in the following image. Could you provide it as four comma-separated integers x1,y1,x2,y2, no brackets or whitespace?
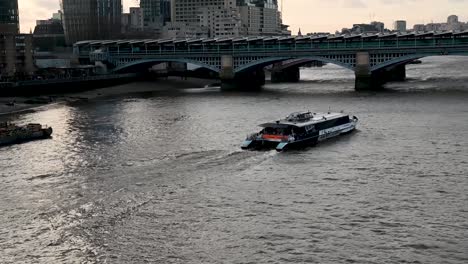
1,57,468,263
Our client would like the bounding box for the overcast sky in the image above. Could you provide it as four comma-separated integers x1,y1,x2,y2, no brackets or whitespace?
18,0,468,34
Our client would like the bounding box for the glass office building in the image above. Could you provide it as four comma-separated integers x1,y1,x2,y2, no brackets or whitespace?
61,0,121,44
0,0,19,34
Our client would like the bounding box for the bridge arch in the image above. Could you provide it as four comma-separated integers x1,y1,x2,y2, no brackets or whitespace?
371,54,426,72
234,57,292,73
370,53,468,72
234,56,356,74
290,56,355,71
112,58,221,74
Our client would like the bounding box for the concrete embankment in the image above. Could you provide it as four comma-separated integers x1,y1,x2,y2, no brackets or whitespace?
0,74,139,97
0,77,216,117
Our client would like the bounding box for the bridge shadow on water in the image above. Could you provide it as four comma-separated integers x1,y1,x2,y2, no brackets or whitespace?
100,73,468,103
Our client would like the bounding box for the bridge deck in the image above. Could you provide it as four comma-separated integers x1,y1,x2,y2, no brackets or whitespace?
75,32,468,57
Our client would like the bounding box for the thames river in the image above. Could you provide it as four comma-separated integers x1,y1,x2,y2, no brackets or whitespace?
1,56,468,263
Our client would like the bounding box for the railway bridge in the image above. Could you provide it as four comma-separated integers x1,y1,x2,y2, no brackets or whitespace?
74,31,468,90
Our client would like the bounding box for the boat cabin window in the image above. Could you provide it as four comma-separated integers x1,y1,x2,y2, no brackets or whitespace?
286,112,313,122
295,127,308,134
262,127,293,135
315,116,350,130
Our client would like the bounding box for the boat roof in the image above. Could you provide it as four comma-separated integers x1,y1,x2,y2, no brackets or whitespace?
260,112,348,128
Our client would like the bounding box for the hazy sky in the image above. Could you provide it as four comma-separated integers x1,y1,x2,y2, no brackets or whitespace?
18,0,468,34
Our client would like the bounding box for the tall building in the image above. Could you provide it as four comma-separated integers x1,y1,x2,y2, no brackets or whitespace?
52,11,63,21
60,0,121,45
172,0,229,25
96,0,122,39
238,5,262,35
130,7,144,31
0,0,35,78
394,20,407,33
0,34,35,78
410,15,466,32
140,0,171,36
0,0,19,34
447,15,458,25
121,13,131,33
237,0,282,36
425,23,443,31
169,0,284,37
198,5,241,37
160,0,171,23
170,0,236,38
446,15,462,31
413,24,425,32
343,22,385,34
141,0,161,27
33,15,66,51
371,21,385,33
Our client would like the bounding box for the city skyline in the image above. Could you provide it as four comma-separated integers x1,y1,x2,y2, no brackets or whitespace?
17,0,468,34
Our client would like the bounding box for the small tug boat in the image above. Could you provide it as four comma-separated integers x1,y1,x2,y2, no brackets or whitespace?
0,122,53,146
241,111,358,152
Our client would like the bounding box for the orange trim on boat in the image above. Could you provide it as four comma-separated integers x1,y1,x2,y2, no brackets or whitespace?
262,134,288,141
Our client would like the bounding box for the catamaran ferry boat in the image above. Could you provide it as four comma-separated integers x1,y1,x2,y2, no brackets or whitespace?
241,111,358,152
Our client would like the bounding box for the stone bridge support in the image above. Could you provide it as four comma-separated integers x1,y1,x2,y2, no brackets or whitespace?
355,52,375,91
373,64,406,84
354,52,407,91
94,61,109,75
271,63,300,83
220,55,265,90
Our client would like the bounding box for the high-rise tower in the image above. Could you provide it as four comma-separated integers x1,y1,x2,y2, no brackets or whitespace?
140,0,161,27
61,0,122,44
0,0,19,34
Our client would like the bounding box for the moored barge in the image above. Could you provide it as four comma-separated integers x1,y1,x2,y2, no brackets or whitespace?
0,122,53,146
241,111,358,152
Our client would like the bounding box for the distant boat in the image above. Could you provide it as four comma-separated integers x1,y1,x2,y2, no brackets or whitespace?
241,111,358,152
0,122,53,146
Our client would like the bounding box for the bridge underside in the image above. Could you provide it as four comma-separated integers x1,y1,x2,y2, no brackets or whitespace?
92,49,468,91
268,57,410,86
355,69,406,91
220,53,437,90
76,32,468,91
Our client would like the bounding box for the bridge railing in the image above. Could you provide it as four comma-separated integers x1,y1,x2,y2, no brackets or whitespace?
78,36,468,59
105,45,468,57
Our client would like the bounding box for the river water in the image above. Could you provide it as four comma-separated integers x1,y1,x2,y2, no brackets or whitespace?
1,56,468,264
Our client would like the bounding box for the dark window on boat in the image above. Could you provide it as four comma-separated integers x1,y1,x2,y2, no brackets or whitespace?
335,116,350,126
315,116,350,130
294,127,307,134
263,127,293,135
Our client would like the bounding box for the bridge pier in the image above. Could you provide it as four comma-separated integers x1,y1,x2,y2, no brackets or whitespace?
221,69,265,91
220,55,265,91
355,52,378,91
220,55,236,89
378,64,406,82
355,52,408,90
271,66,300,83
94,61,109,75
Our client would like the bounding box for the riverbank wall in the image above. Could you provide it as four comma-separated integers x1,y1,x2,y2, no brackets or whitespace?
0,74,139,97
